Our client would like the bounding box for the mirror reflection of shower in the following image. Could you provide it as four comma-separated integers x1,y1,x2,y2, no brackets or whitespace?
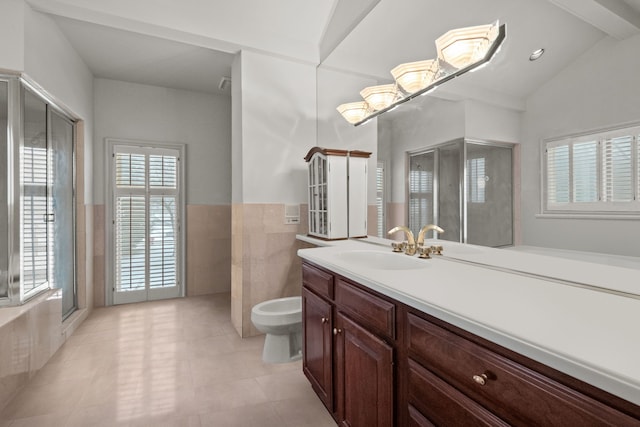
0,81,8,299
408,139,513,247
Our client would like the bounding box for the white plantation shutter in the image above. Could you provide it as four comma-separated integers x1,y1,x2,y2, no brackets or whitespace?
544,125,640,213
546,144,570,204
116,196,146,291
22,145,49,293
468,157,486,203
114,147,180,296
376,163,385,237
602,136,633,202
408,165,434,236
572,141,598,202
637,134,640,200
150,155,177,188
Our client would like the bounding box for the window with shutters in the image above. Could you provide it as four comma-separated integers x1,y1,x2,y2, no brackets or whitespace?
110,143,183,304
408,151,435,237
468,157,486,203
22,143,50,295
543,125,640,214
376,162,386,237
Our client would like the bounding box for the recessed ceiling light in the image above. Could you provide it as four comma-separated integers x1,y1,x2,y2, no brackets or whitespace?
529,48,545,61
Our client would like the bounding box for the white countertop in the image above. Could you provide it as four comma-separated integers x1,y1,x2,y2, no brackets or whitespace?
297,236,640,406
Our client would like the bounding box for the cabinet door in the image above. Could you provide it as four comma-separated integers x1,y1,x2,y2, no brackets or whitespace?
302,288,333,411
335,312,393,427
348,156,368,238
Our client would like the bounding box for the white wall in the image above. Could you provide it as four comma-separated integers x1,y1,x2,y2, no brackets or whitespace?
93,78,231,205
236,50,317,203
22,4,94,204
520,34,640,256
384,97,465,203
0,0,25,72
231,53,243,204
317,67,378,203
464,100,521,144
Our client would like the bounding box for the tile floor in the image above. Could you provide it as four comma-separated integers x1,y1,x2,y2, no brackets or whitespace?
0,294,336,427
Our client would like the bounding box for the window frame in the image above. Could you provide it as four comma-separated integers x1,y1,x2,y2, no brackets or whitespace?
541,123,640,216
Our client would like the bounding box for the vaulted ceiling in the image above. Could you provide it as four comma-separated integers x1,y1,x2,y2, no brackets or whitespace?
24,0,640,103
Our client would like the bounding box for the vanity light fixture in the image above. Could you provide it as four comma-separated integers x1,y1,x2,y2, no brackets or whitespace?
336,101,372,124
391,59,440,94
435,21,500,70
360,83,403,111
529,48,544,61
337,20,506,126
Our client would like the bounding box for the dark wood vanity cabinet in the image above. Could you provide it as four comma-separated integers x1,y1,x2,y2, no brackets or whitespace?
406,312,640,426
302,287,333,411
302,262,395,427
301,261,640,427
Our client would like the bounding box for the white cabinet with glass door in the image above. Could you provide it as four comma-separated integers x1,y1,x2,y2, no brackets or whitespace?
304,147,371,240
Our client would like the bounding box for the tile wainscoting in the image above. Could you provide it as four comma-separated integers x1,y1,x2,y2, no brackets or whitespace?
92,204,232,307
231,204,313,338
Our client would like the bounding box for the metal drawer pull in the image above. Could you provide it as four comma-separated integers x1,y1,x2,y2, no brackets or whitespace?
473,373,489,386
321,317,329,324
333,328,342,335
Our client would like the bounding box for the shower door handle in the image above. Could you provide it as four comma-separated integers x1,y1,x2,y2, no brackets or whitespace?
43,213,55,223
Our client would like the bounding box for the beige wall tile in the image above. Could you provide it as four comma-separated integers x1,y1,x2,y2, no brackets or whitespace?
186,205,231,297
232,203,309,338
367,204,378,236
93,255,105,308
0,290,63,413
387,202,406,239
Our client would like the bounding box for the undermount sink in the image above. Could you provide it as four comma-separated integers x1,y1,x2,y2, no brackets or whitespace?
337,250,429,270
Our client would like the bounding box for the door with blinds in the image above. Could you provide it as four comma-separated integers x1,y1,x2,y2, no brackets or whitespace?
112,144,182,305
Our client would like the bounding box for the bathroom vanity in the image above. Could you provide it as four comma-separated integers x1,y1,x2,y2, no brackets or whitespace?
298,239,640,426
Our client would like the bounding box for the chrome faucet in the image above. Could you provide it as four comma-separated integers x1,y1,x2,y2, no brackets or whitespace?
387,226,416,255
417,224,444,248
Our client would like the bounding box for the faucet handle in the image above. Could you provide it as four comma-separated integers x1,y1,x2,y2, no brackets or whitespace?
391,241,406,253
430,245,443,255
418,246,432,259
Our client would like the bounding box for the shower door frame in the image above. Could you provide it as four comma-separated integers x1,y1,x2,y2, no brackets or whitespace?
0,75,78,309
406,137,515,246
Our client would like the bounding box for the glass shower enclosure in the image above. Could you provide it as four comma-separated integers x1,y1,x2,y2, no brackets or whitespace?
1,76,76,318
408,139,514,247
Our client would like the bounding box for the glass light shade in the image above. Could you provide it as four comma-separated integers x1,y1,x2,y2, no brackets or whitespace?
336,101,371,124
435,21,499,70
391,59,440,94
360,84,402,111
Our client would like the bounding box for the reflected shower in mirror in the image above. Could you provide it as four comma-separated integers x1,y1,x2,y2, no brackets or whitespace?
407,139,513,247
0,81,7,299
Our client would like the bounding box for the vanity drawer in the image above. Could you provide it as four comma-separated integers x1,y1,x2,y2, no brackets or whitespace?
335,278,395,340
407,313,639,426
408,359,509,427
302,263,334,299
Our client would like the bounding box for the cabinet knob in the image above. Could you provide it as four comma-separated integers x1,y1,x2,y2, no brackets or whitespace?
472,373,489,386
333,328,342,335
321,317,329,324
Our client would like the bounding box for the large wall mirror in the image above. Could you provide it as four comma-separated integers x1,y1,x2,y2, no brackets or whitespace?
317,0,640,257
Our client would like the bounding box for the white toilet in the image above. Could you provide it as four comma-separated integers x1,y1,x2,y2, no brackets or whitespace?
251,296,302,364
